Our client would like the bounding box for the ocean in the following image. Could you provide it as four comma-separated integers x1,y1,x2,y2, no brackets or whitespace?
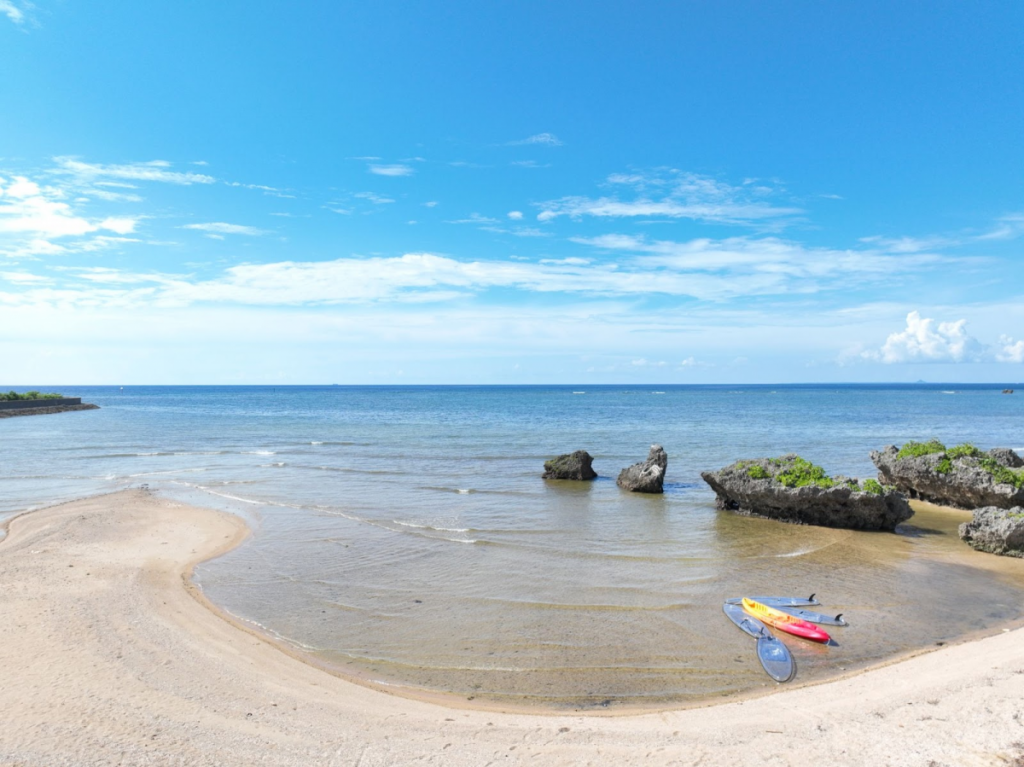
3,384,1024,708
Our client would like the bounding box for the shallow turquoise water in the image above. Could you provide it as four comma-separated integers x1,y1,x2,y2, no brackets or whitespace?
3,384,1024,706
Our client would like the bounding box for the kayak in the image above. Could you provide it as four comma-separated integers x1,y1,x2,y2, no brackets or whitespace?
722,603,796,683
724,594,819,608
776,605,847,627
741,598,832,644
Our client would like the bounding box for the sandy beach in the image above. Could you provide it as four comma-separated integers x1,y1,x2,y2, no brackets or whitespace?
1,489,1023,767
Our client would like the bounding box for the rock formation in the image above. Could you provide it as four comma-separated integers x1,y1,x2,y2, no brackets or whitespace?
616,445,667,493
0,403,100,419
542,450,597,481
870,444,1024,510
959,506,1024,558
701,455,913,532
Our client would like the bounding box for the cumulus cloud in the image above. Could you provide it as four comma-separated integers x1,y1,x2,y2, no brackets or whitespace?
507,211,523,220
866,311,986,363
998,335,1024,363
182,222,268,236
368,164,414,177
538,169,802,226
506,133,563,147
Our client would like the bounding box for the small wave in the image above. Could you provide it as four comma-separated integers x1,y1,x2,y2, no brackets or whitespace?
260,462,286,468
457,488,472,494
243,450,276,456
393,520,471,533
774,546,822,558
652,391,665,395
199,488,267,505
310,441,324,445
572,391,586,395
942,390,956,395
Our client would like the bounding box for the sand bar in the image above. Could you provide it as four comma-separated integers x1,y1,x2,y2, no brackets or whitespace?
1,489,1023,766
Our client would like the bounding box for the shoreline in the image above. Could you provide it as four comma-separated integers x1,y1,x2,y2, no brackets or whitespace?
2,490,1024,765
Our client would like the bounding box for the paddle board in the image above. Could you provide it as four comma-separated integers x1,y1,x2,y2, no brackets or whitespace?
722,603,797,683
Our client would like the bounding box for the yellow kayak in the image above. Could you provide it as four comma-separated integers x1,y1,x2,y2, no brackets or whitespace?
741,597,832,643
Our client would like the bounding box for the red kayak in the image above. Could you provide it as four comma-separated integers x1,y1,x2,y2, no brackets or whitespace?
742,598,832,644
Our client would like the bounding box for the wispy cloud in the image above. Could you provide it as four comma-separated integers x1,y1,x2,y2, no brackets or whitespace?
225,181,295,199
182,222,267,236
353,192,395,205
0,0,26,24
53,158,215,186
506,133,563,147
537,169,802,226
447,213,499,225
368,164,414,177
574,233,945,278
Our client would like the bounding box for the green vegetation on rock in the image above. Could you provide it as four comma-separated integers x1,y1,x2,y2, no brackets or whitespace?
860,479,885,495
776,457,835,489
0,390,63,401
978,457,1024,489
947,443,982,460
936,457,953,474
746,465,770,479
896,439,946,459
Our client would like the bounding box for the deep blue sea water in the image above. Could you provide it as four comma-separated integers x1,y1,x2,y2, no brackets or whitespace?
3,384,1024,707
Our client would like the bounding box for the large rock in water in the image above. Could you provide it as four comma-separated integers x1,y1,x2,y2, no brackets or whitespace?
959,507,1024,558
871,445,1024,509
617,445,668,493
542,450,597,480
701,455,913,532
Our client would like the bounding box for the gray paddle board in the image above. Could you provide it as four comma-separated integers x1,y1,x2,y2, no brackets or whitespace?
776,606,848,626
724,595,819,607
755,632,797,683
722,603,796,683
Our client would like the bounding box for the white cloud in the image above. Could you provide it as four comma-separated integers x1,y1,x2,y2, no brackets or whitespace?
0,251,835,310
538,170,802,225
423,201,439,208
353,192,394,205
2,271,50,285
507,211,523,220
182,222,267,236
867,311,986,363
977,213,1024,241
0,0,25,24
0,175,139,242
506,133,563,147
574,233,945,279
447,213,499,225
998,335,1024,363
631,358,666,367
368,164,414,177
53,158,215,185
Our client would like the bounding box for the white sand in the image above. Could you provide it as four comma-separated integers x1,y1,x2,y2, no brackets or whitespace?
1,489,1022,766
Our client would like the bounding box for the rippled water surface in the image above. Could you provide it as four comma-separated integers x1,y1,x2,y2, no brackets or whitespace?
3,384,1024,707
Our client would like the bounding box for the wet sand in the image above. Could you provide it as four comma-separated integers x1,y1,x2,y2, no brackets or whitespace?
1,489,1023,766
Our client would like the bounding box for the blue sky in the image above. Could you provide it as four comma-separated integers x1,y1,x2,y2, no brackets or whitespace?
2,1,1023,384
